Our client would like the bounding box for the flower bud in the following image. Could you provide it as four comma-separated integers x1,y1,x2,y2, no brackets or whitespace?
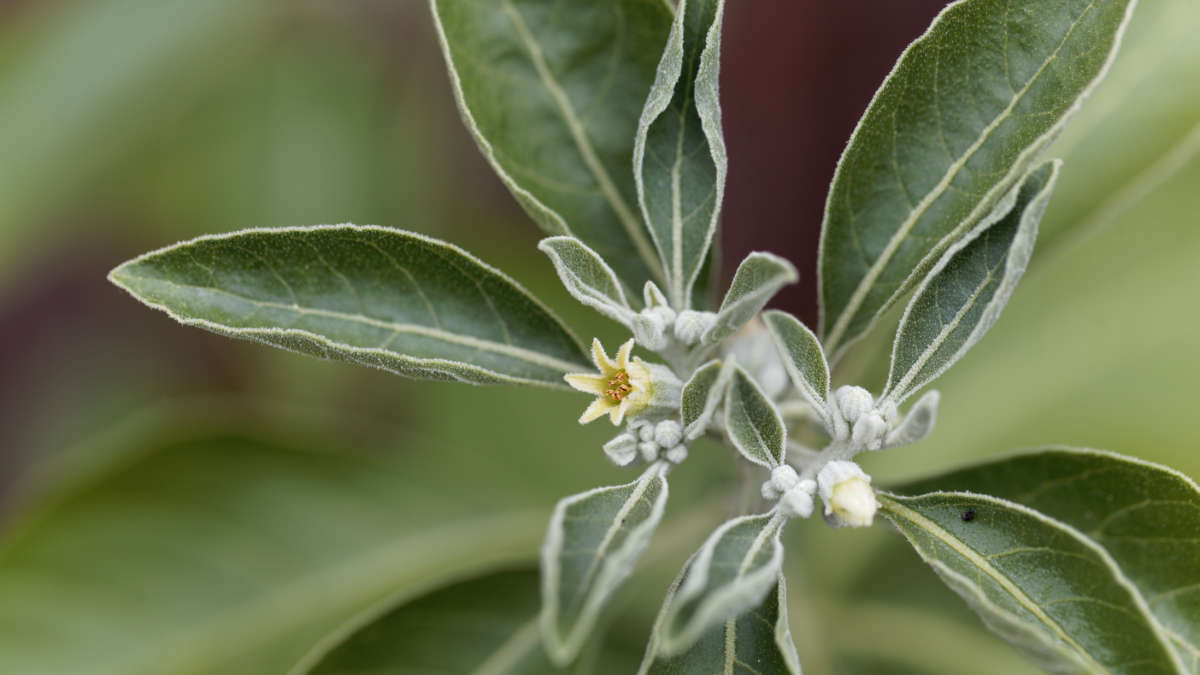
834,385,874,424
654,420,683,449
637,422,655,442
638,441,660,463
851,411,889,451
674,310,717,345
631,305,676,351
664,445,688,464
779,488,815,519
817,460,878,528
761,466,794,499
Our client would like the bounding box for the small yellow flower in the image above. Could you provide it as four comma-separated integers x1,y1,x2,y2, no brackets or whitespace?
565,338,654,425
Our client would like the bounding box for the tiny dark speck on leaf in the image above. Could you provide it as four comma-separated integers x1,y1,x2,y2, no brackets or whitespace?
961,508,976,522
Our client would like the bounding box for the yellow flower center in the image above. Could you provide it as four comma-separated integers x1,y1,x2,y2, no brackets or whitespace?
604,370,632,403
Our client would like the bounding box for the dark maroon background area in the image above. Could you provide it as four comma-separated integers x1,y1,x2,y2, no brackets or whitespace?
720,1,946,326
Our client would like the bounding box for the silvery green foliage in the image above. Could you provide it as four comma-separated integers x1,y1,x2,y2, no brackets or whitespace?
109,226,589,388
539,236,636,326
818,0,1137,359
540,462,670,664
679,359,731,441
703,252,798,346
882,161,1060,406
97,1,1200,673
723,366,786,469
633,0,727,311
657,513,787,656
640,563,801,675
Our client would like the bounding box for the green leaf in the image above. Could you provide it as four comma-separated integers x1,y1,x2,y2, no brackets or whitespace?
879,490,1186,674
296,568,635,674
723,366,786,469
0,427,548,675
108,225,589,388
540,462,670,665
640,568,800,675
818,0,1137,357
633,0,727,309
704,252,798,346
897,447,1200,673
539,236,635,325
680,359,731,442
660,513,787,656
881,390,939,450
762,309,832,431
882,161,1058,405
430,0,671,290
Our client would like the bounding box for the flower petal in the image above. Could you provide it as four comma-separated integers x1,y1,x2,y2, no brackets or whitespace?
565,373,607,395
590,338,616,373
579,398,615,424
614,338,635,369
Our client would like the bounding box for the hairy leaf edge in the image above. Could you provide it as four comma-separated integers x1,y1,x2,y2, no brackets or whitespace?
108,224,589,389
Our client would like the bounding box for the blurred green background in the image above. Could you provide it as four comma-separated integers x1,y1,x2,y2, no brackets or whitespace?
0,1,1196,673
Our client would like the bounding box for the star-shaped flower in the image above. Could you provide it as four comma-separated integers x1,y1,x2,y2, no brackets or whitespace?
564,338,653,425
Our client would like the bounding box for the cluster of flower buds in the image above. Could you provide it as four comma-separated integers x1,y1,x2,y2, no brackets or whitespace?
631,302,717,351
831,385,897,451
760,460,877,526
603,419,688,467
760,465,815,518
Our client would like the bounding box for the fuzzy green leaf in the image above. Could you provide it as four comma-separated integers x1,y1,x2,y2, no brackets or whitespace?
540,462,670,665
762,310,832,431
640,568,800,675
680,359,730,442
430,0,671,289
659,513,786,656
704,252,798,346
879,489,1186,674
723,366,786,469
539,236,635,325
108,225,588,387
897,447,1200,673
883,160,1059,404
297,568,637,674
633,0,727,309
819,0,1137,357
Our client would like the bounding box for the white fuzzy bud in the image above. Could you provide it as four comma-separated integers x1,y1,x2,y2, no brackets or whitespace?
638,441,659,463
761,465,816,519
654,420,683,449
637,422,655,442
664,445,689,464
673,310,717,345
603,433,638,466
779,488,815,519
631,305,676,351
761,464,799,500
877,399,899,425
834,385,874,424
817,460,877,528
852,411,890,451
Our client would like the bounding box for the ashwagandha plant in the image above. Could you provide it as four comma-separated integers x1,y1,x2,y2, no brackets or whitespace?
104,0,1200,672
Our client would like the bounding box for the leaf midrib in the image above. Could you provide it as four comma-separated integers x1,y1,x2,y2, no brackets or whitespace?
500,0,663,283
879,496,1108,673
825,0,1098,351
577,464,662,593
118,272,585,374
886,256,1003,401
